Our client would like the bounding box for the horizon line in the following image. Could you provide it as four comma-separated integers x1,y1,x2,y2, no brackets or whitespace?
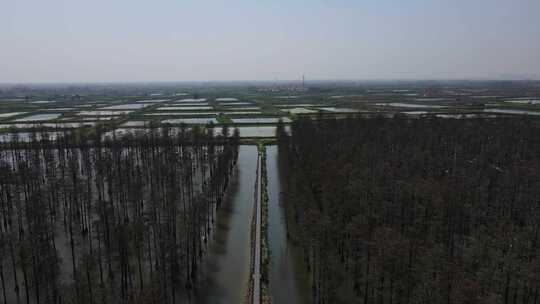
1,78,539,86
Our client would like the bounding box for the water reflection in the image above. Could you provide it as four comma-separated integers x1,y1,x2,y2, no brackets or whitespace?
184,145,257,304
266,145,311,304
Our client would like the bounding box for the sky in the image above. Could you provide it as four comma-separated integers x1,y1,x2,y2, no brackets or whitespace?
1,0,539,83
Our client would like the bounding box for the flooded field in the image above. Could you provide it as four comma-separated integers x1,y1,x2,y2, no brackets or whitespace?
0,112,27,118
231,117,291,124
413,98,448,102
14,113,62,121
30,100,57,104
135,99,169,103
471,95,500,99
223,107,260,111
219,102,253,106
436,114,496,119
81,116,119,121
176,98,207,102
78,110,133,115
317,107,359,113
329,95,363,99
276,104,319,107
282,108,317,114
403,111,429,115
157,106,213,111
0,122,96,129
504,99,540,105
145,112,219,116
483,109,540,115
231,126,287,137
168,102,210,106
120,121,151,127
163,118,218,124
375,102,447,108
224,111,262,115
0,98,26,102
43,108,76,111
101,103,152,110
274,96,299,99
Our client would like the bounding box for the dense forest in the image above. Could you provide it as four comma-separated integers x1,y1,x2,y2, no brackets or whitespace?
0,125,239,304
277,116,540,304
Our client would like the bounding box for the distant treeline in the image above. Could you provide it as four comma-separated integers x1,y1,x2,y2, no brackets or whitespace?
277,116,540,304
0,126,239,304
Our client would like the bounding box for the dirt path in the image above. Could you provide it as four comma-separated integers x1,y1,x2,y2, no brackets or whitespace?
252,153,262,304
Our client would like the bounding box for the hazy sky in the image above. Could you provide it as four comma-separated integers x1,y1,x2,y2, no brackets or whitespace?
2,0,539,82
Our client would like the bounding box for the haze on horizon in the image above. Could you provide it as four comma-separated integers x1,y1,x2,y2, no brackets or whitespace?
1,0,539,83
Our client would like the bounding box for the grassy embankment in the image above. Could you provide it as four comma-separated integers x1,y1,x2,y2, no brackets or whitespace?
258,142,271,304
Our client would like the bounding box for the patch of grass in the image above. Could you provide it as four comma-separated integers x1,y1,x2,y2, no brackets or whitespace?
216,113,232,124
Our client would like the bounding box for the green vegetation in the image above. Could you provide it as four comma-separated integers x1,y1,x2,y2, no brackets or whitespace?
1,81,539,139
259,144,271,304
216,112,233,124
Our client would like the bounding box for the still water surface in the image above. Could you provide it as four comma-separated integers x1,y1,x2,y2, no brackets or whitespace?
186,145,257,304
266,145,311,304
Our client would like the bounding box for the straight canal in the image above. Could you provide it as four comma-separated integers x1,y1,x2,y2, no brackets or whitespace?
187,145,310,303
266,145,310,304
187,145,256,304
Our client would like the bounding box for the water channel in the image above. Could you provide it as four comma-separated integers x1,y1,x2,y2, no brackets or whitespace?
187,145,257,304
266,145,311,304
